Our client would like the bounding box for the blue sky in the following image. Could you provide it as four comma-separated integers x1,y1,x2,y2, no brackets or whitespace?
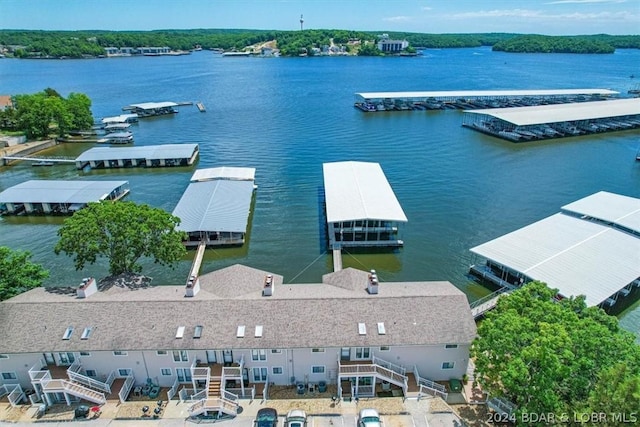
0,0,638,35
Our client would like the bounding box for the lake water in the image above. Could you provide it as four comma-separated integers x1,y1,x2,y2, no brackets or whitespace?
1,47,639,337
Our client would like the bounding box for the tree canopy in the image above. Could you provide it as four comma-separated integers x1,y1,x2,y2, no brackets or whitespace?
54,201,187,276
492,34,616,53
0,246,49,301
4,88,94,139
472,281,640,420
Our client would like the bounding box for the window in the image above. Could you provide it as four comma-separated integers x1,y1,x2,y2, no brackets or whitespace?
176,368,192,382
251,349,266,361
311,348,325,353
173,350,188,362
157,350,168,355
272,367,283,375
79,352,91,357
355,347,370,359
1,372,16,380
113,351,127,356
379,346,390,351
86,370,97,377
271,349,282,354
442,362,455,370
445,344,458,349
311,366,325,374
119,369,131,376
161,368,172,376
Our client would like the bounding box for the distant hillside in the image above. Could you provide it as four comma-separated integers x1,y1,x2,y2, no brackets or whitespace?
0,29,638,58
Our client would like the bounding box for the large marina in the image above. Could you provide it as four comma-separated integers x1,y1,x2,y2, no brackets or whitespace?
1,47,639,336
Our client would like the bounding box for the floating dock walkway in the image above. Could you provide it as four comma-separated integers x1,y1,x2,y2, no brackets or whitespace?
332,248,343,272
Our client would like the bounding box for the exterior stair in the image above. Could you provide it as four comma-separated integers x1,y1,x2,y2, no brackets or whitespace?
43,379,106,404
208,380,221,397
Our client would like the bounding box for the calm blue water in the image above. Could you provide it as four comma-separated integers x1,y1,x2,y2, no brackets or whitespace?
1,47,639,336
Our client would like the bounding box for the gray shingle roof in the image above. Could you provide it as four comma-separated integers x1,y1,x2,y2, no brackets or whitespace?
0,265,476,354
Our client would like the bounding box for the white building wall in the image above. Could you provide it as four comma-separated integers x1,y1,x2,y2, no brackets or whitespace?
0,353,42,390
374,345,470,381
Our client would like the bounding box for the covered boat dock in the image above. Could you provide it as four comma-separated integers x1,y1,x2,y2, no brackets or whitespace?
462,97,640,142
0,180,129,215
469,191,640,309
123,102,179,117
354,89,618,112
100,114,138,125
98,131,133,144
323,161,407,250
75,143,199,169
172,167,257,247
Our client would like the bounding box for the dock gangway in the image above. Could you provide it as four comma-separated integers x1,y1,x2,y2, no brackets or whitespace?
469,287,512,319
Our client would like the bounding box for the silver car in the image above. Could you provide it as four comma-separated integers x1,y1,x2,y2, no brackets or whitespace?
358,408,381,427
285,410,307,427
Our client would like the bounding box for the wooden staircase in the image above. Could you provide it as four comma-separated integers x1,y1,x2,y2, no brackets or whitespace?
208,379,221,397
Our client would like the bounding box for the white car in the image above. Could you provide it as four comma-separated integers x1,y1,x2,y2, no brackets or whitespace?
358,409,381,427
285,410,307,427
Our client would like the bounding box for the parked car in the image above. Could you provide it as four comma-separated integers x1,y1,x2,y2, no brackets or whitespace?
358,409,381,427
285,410,307,427
255,408,279,427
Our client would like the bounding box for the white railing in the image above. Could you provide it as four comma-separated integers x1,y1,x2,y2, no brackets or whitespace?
262,380,269,401
373,355,406,375
167,377,180,401
192,388,207,401
413,366,447,400
338,361,407,388
68,369,112,394
44,379,106,404
189,396,239,417
28,358,48,382
118,375,135,403
1,384,25,407
179,387,192,402
105,370,116,387
67,359,81,374
487,396,517,416
354,385,374,397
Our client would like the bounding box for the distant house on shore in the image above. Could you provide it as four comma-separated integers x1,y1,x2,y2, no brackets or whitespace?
377,34,409,53
0,95,12,111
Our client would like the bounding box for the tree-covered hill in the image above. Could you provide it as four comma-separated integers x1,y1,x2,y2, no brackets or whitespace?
0,29,638,58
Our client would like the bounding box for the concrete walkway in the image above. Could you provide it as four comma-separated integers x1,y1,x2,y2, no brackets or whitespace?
0,396,469,427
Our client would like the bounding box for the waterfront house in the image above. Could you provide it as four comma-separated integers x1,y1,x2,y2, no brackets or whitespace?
376,34,409,53
0,265,475,414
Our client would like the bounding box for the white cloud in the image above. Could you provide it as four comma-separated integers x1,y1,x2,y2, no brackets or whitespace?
421,6,432,11
383,15,413,22
545,0,626,4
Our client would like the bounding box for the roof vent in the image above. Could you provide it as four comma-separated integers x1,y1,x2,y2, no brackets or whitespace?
62,326,74,340
263,274,274,296
76,277,97,298
237,325,246,338
255,325,263,337
377,322,386,335
358,322,367,335
175,326,185,339
367,270,379,294
81,327,93,340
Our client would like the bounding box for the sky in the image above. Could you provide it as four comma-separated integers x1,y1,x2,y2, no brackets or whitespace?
0,0,638,35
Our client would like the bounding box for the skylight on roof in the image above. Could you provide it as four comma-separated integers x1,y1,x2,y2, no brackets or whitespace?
358,323,367,335
255,325,263,337
377,322,386,335
62,326,74,340
176,326,185,339
81,327,93,340
194,325,203,339
237,325,245,338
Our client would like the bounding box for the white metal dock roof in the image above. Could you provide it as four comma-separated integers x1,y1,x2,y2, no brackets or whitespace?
127,101,179,110
323,161,407,223
75,144,198,162
191,167,256,182
562,191,640,234
101,114,138,124
172,179,255,233
0,180,128,204
471,192,640,307
356,89,618,100
465,98,640,126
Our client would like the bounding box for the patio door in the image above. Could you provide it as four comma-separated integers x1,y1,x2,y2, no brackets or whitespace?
206,350,217,363
58,352,75,366
252,367,268,382
223,349,233,364
354,347,370,360
43,352,55,365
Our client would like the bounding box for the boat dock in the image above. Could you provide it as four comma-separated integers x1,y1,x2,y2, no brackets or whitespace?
354,89,619,112
463,97,640,142
2,156,76,165
122,102,179,117
0,180,130,215
74,143,199,170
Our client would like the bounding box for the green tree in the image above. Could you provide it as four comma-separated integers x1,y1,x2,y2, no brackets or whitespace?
65,93,94,131
0,246,49,301
584,362,640,418
472,281,639,418
54,201,187,276
358,42,382,56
